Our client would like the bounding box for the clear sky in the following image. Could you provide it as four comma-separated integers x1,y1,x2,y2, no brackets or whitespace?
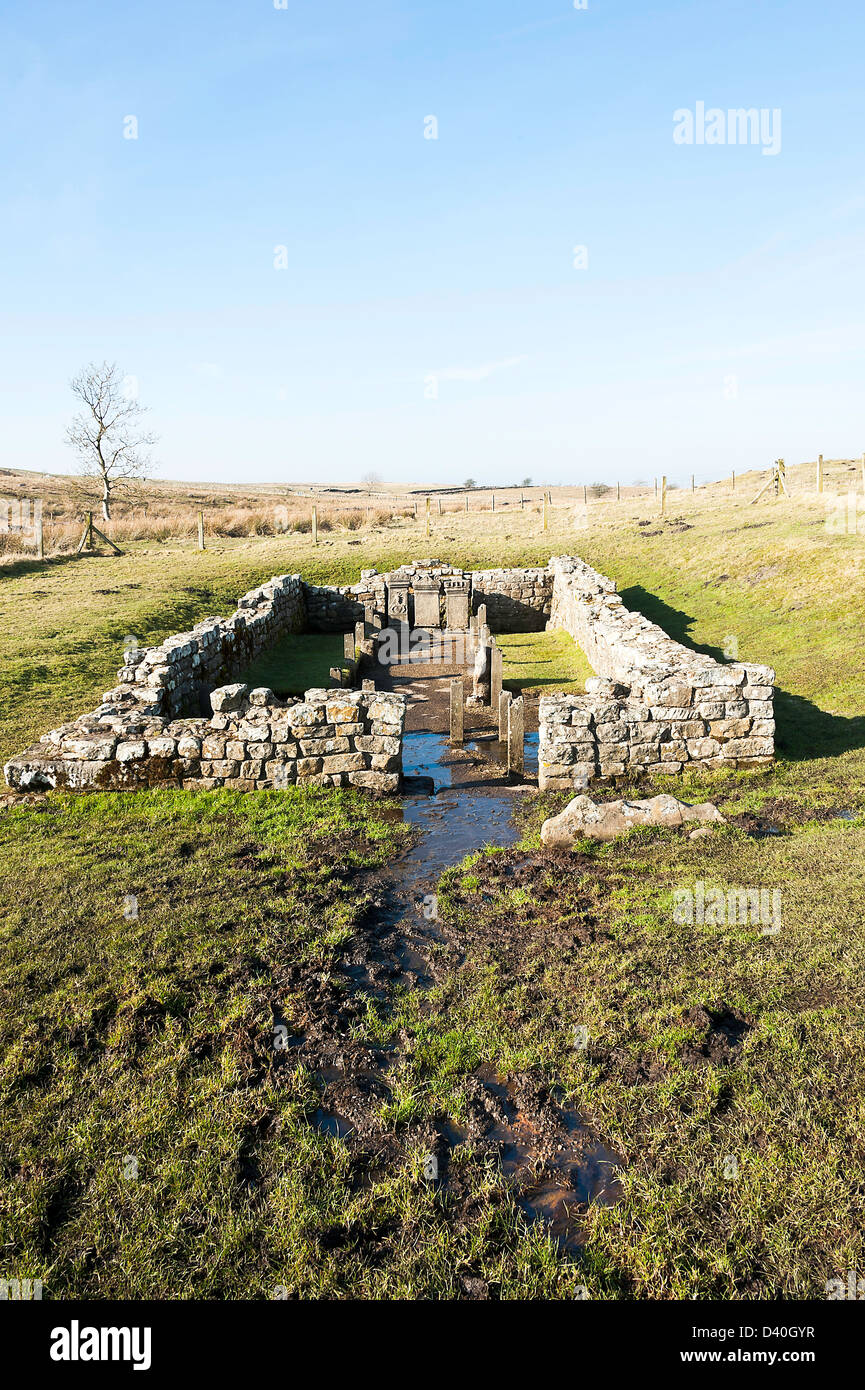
2,0,864,487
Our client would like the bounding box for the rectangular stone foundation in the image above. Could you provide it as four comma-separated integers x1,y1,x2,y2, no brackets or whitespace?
4,554,775,796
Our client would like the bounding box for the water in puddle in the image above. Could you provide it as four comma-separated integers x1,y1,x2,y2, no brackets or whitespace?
465,731,539,778
336,727,624,1244
445,1068,622,1251
382,731,524,881
312,1108,353,1139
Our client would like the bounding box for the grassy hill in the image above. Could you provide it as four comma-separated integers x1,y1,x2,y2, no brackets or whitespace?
0,461,862,1298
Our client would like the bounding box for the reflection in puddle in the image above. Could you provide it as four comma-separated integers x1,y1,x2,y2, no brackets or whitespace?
312,1109,353,1139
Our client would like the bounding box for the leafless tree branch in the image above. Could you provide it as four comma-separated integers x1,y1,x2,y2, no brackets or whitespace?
65,361,158,521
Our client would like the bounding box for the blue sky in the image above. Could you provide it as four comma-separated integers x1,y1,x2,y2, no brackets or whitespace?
2,0,864,487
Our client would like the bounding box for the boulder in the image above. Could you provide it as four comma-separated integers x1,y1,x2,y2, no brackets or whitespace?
541,792,725,847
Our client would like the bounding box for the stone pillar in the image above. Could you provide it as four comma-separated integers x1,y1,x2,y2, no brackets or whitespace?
498,688,511,742
490,642,502,710
343,631,356,660
413,579,441,630
476,602,487,631
507,696,524,775
472,641,490,704
444,577,470,631
449,676,464,745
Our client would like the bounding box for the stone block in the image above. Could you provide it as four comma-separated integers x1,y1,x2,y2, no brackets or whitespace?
321,752,366,774
723,736,774,758
347,770,400,792
708,718,750,739
210,684,249,712
116,741,147,762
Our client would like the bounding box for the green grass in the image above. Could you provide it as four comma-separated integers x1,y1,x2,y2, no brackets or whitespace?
235,632,346,696
498,629,594,694
439,803,865,1298
2,476,865,1298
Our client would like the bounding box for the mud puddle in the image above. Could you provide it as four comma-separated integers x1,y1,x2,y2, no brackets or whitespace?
442,1066,622,1251
301,723,622,1258
352,733,526,991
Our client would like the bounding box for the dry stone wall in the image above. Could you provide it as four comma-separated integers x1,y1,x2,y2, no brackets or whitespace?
540,556,775,789
4,553,775,797
113,573,306,718
471,566,552,631
6,685,406,793
4,570,404,793
303,561,552,633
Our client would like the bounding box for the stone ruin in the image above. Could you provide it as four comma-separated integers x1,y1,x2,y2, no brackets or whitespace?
3,556,774,795
539,556,775,789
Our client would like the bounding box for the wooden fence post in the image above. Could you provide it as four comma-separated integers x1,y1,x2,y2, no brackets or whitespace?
36,511,44,560
542,493,548,531
817,455,824,493
691,474,695,491
661,475,667,514
731,471,736,492
197,510,205,550
312,506,318,544
616,481,620,501
426,495,431,536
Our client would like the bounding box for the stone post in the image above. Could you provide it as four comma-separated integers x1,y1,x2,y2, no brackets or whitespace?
498,688,512,742
449,676,464,745
507,695,524,775
490,642,502,710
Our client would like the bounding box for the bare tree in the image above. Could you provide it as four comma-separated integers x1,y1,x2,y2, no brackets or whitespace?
361,471,383,492
66,362,157,521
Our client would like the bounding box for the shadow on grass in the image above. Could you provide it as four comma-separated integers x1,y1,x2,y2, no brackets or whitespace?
619,585,865,761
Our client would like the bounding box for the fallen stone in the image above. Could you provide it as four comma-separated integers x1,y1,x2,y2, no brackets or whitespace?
540,792,726,847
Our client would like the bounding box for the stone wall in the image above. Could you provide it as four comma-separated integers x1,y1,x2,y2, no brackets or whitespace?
303,581,371,632
6,685,406,794
5,569,404,795
540,556,775,789
113,573,306,718
302,560,553,633
4,552,775,797
471,566,552,631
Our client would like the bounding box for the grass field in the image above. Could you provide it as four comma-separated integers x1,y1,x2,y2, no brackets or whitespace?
1,459,863,1298
236,633,346,697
